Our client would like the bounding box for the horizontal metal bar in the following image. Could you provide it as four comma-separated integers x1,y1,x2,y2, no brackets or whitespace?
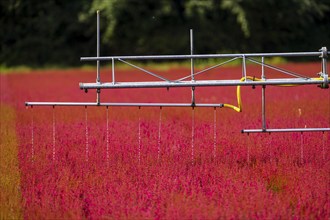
25,102,224,108
80,78,326,89
80,51,322,61
242,128,330,133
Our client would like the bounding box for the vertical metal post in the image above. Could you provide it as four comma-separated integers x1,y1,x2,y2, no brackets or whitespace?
261,57,266,131
190,29,195,105
242,55,247,80
96,10,101,104
112,58,115,85
321,47,327,75
261,57,265,78
190,29,194,81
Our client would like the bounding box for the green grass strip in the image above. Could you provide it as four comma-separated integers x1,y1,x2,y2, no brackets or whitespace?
1,57,287,74
0,104,23,219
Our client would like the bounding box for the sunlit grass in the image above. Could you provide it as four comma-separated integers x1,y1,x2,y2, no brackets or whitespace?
0,65,32,74
0,104,23,219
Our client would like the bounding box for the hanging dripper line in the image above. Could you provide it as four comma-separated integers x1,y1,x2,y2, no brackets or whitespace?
247,133,251,164
300,131,304,164
52,106,56,162
322,132,326,161
85,106,89,162
31,106,34,162
191,107,195,165
106,106,109,165
158,107,162,161
213,107,217,159
138,106,141,165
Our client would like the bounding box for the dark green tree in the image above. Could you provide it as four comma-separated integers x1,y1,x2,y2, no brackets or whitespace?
241,0,330,52
1,0,329,67
0,0,94,67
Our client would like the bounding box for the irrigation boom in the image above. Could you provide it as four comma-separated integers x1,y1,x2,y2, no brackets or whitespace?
25,11,330,134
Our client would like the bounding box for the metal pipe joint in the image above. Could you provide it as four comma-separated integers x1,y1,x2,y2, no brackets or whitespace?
319,47,328,88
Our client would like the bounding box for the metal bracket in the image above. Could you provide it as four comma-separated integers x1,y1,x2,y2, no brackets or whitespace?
320,47,329,89
320,47,328,59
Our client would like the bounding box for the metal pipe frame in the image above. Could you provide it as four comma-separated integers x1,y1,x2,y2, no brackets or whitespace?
25,102,224,108
80,48,329,91
24,10,330,134
242,128,330,133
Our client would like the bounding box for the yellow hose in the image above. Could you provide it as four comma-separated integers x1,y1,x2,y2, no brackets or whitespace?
223,76,323,113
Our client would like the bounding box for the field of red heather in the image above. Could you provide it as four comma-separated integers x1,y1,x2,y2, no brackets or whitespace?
1,62,329,219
